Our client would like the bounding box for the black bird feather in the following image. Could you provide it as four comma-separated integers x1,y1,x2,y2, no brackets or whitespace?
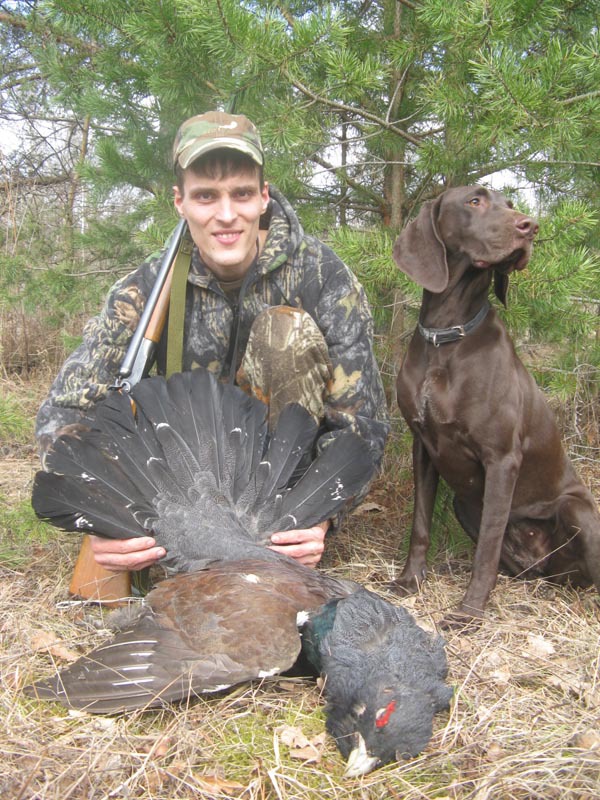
27,368,452,775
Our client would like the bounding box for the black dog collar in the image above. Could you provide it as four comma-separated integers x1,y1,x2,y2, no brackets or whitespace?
418,302,491,346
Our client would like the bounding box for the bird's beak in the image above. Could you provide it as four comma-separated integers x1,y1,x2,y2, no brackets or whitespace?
343,733,380,778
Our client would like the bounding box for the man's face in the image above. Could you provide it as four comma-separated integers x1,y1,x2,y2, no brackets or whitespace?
173,165,269,282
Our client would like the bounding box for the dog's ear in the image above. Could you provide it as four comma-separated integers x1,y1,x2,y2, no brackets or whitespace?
392,195,448,292
494,271,509,307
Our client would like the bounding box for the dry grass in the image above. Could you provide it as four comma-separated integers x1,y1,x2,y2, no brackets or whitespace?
1,389,599,799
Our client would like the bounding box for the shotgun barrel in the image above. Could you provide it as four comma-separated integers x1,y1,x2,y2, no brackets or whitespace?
113,218,188,390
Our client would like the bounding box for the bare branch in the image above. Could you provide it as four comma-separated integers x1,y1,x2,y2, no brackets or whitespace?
310,153,386,209
284,71,423,146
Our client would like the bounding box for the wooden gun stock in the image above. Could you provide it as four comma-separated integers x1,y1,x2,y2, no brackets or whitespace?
69,534,131,604
69,221,186,604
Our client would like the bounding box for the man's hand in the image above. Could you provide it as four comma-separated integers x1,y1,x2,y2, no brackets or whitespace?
89,535,166,572
90,518,330,572
268,519,330,567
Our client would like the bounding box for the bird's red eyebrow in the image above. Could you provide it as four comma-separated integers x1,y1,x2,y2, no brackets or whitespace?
375,700,397,728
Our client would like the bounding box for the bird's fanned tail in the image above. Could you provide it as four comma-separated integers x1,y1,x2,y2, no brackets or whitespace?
237,403,318,513
32,369,376,560
32,467,152,539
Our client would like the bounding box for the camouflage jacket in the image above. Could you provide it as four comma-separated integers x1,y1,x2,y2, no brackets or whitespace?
36,188,390,465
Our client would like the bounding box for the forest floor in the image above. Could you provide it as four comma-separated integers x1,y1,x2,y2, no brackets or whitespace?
1,373,599,800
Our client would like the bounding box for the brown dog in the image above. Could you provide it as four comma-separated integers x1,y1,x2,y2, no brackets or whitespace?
392,185,600,626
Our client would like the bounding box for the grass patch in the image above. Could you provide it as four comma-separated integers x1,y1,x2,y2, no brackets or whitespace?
2,375,599,799
9,558,600,799
0,496,59,568
0,392,35,446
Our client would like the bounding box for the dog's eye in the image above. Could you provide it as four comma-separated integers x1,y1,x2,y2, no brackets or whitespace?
468,197,481,206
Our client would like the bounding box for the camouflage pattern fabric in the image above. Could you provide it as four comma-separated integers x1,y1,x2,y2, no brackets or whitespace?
237,306,332,428
36,187,390,479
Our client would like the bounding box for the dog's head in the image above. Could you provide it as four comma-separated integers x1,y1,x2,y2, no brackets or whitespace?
392,186,538,306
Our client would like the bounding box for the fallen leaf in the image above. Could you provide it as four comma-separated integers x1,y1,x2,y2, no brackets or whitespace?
91,716,117,731
490,668,511,684
95,753,123,773
276,680,302,692
276,725,327,763
192,773,246,794
526,633,555,657
289,745,322,762
485,742,506,761
30,630,60,649
143,767,170,794
140,733,173,759
67,709,89,719
30,630,79,663
401,595,420,611
351,500,386,515
570,731,600,751
276,724,311,749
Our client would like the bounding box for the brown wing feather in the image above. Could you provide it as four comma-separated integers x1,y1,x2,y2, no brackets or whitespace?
25,559,354,713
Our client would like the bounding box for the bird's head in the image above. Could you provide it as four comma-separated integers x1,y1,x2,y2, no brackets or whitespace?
328,679,447,778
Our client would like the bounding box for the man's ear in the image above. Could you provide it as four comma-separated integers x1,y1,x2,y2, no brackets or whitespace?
173,185,184,216
261,181,270,213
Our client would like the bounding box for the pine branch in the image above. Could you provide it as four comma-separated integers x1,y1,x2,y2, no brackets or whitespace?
0,9,100,57
274,3,295,28
561,89,600,106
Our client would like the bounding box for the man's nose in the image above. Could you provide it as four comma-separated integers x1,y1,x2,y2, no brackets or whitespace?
215,195,236,222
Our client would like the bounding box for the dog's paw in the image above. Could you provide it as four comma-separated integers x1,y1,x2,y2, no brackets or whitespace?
439,609,483,633
388,571,425,596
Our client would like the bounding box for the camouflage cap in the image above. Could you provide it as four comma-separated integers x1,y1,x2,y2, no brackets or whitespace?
173,111,264,169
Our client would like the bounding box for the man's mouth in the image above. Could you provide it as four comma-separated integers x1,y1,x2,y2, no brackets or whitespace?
214,231,242,245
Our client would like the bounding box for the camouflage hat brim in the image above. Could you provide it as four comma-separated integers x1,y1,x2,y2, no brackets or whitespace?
178,136,263,169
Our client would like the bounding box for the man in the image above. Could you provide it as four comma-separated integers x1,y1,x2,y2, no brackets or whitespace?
36,111,390,572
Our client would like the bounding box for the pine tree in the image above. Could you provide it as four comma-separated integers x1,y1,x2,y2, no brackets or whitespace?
0,0,599,383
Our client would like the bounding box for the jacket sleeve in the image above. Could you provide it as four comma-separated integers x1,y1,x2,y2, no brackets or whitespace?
35,255,161,450
311,241,391,470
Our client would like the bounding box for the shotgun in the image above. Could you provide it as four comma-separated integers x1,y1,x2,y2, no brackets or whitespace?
69,219,189,604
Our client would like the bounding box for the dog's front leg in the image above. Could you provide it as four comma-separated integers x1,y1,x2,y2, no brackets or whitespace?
391,436,439,595
449,454,522,626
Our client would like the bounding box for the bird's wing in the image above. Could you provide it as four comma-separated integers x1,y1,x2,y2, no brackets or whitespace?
24,559,345,713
